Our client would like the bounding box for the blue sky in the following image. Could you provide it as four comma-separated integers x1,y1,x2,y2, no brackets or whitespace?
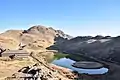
1,0,120,36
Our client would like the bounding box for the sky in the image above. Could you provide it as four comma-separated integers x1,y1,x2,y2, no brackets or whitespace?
1,0,120,36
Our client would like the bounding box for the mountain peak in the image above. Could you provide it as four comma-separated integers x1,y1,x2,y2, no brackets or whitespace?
26,25,72,39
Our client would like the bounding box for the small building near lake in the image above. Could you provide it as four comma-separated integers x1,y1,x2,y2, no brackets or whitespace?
1,50,29,59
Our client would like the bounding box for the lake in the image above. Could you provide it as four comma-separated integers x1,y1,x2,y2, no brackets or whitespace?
52,57,109,75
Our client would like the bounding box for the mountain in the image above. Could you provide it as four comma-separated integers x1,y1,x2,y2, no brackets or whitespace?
0,25,72,51
1,26,120,80
0,25,74,80
48,35,120,64
1,26,120,64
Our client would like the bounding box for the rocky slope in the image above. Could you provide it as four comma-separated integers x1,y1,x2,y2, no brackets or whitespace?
48,35,120,64
48,35,120,80
0,56,74,80
0,25,73,80
0,53,74,80
0,25,72,51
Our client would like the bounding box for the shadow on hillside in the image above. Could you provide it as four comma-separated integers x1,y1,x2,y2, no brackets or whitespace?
47,36,120,80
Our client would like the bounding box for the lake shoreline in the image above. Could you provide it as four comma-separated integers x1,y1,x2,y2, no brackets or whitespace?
52,57,109,75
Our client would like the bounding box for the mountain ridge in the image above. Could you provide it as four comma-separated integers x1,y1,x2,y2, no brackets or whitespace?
0,25,72,51
48,35,120,64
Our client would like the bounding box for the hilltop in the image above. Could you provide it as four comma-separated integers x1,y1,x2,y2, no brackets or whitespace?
0,25,72,51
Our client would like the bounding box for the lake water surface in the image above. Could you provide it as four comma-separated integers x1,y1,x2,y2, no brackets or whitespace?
52,57,108,74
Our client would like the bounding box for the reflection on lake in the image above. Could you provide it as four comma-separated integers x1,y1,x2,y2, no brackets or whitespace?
52,57,108,74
